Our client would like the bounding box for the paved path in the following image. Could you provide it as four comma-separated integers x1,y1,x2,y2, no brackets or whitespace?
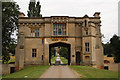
39,65,78,78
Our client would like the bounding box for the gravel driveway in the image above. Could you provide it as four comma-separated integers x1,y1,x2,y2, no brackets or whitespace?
39,65,78,78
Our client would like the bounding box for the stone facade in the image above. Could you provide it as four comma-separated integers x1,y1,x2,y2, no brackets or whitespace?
15,12,104,70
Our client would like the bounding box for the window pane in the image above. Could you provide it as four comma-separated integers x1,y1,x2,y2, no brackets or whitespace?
32,49,34,53
65,24,66,29
88,43,89,47
33,29,34,32
32,53,34,57
86,48,87,52
31,29,33,33
88,48,89,52
58,28,61,35
86,30,88,35
34,49,36,52
85,43,89,52
85,20,87,27
35,53,36,57
53,31,55,35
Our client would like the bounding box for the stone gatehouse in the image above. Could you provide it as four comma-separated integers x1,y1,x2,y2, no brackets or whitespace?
15,12,104,70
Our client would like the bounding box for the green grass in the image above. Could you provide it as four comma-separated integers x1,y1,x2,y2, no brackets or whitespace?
60,57,68,64
69,65,118,78
51,56,57,64
0,60,2,63
2,65,50,79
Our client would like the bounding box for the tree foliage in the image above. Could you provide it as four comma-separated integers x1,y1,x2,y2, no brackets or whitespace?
9,43,17,56
59,47,68,59
51,47,55,58
110,35,120,63
103,42,114,55
27,0,42,17
103,34,120,63
2,2,20,63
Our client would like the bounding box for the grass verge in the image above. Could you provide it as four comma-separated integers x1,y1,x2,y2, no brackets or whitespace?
69,65,118,78
2,65,50,79
60,57,68,64
51,56,56,64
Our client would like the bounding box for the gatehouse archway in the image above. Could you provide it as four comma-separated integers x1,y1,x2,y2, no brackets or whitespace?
49,42,71,65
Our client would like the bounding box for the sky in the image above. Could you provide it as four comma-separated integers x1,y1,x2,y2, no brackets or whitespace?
14,0,119,43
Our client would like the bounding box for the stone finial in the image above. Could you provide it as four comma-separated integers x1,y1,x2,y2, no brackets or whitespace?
93,12,100,17
19,12,25,17
83,14,89,18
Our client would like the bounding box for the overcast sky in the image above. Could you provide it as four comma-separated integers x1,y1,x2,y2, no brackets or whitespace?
14,0,119,43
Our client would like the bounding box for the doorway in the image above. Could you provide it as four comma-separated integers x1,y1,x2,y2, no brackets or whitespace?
76,52,81,65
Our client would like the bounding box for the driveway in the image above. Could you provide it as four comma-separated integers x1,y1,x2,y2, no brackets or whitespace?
39,65,78,78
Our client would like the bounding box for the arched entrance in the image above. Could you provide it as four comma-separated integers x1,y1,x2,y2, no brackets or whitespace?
49,42,71,65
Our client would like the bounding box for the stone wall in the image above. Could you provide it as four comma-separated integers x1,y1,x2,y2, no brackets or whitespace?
2,64,10,75
108,63,120,72
2,64,15,75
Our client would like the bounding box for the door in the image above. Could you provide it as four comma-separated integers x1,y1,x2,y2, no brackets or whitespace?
10,67,15,73
76,52,81,65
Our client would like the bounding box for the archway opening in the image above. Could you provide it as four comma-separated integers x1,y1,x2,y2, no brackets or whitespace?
49,42,71,65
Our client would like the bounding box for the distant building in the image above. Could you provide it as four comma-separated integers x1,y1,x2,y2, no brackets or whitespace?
104,55,114,64
15,12,104,70
55,47,60,56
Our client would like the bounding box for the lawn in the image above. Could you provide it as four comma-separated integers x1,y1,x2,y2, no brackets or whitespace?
2,65,50,79
60,57,68,64
51,56,56,64
69,65,118,78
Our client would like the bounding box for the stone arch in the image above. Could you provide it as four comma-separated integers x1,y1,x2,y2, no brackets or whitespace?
49,42,71,65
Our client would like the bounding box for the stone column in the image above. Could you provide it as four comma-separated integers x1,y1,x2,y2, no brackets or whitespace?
95,23,104,68
71,40,76,65
44,39,49,65
17,32,25,70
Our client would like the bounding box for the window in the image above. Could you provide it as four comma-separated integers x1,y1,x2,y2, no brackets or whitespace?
85,43,89,52
86,30,88,35
42,39,44,44
85,56,90,61
31,28,39,37
53,23,66,36
58,28,61,35
42,55,43,60
85,20,87,27
32,49,37,57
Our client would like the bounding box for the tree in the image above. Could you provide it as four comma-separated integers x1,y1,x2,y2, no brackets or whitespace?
102,42,114,55
51,47,55,58
110,35,120,63
102,34,120,63
27,0,42,17
2,2,20,63
9,43,17,56
59,47,68,59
